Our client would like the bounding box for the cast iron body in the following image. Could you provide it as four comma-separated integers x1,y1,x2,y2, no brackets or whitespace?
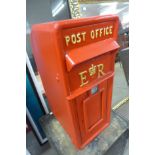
31,15,120,149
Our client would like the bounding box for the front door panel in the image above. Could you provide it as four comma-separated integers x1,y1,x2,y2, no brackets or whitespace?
76,80,108,143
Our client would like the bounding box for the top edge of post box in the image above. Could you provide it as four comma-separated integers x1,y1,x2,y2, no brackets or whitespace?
31,15,119,30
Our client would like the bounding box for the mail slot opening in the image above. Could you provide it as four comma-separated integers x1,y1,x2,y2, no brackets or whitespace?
65,38,120,72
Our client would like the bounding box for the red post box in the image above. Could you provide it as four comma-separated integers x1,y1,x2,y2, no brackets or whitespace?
31,15,120,149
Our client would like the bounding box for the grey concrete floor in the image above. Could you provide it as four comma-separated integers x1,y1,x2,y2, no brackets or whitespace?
27,131,129,155
123,140,129,155
112,62,129,107
113,62,129,155
26,131,57,155
115,101,129,121
112,62,129,122
27,62,129,155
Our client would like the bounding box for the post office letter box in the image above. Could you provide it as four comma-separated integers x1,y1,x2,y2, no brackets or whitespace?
31,15,120,149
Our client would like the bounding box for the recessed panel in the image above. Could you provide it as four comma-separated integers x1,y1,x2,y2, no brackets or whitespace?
83,92,102,130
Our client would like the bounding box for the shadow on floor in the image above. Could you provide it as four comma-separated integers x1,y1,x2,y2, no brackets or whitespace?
26,131,58,155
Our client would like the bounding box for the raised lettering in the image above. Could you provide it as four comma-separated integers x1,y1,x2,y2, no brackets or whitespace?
106,27,109,35
81,32,86,41
97,64,105,78
95,29,100,38
90,30,95,39
99,28,103,37
76,33,81,43
71,34,76,44
109,25,113,34
65,36,70,46
79,71,88,87
104,27,106,36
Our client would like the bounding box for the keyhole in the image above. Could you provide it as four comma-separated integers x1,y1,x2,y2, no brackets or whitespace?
91,86,98,95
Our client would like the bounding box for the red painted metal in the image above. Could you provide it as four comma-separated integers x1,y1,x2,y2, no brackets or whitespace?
31,15,120,149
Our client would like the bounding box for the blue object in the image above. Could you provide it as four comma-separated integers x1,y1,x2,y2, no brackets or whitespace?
26,71,46,140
